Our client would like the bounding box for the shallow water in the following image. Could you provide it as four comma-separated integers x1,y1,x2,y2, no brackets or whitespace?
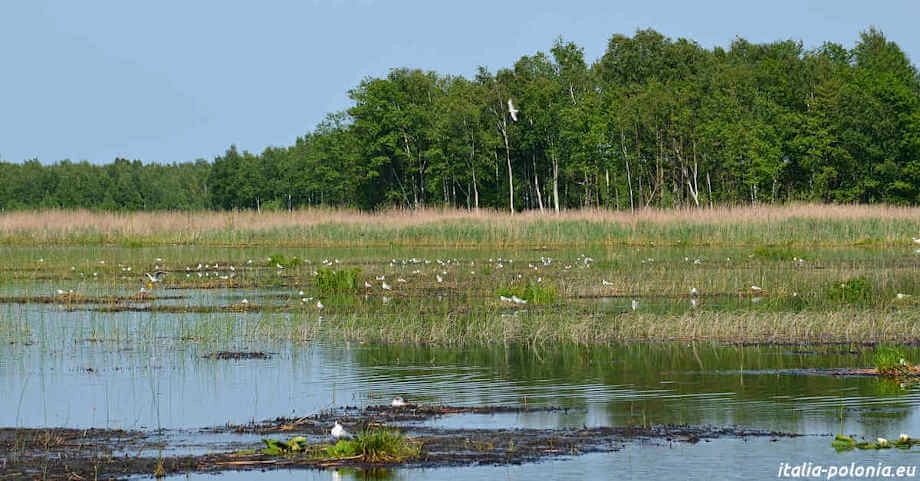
4,245,920,479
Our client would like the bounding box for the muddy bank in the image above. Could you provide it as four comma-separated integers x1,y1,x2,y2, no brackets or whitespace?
0,405,798,480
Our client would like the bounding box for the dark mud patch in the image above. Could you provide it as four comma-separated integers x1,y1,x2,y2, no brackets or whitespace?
0,421,796,480
0,293,185,305
202,351,272,360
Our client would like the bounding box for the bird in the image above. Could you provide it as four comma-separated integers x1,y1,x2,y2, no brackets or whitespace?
331,421,352,440
436,274,443,283
145,271,167,283
391,396,408,407
500,295,513,303
381,282,392,291
896,293,912,300
913,238,920,245
316,300,324,310
690,287,699,296
690,298,698,309
602,280,613,286
364,281,373,289
750,285,763,293
631,299,639,311
507,99,519,122
511,295,527,305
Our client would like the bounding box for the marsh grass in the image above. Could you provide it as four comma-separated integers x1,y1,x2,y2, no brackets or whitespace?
1,204,919,247
322,427,421,462
1,205,920,346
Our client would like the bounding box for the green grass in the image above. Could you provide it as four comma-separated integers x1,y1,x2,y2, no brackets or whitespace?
323,427,421,462
874,346,910,375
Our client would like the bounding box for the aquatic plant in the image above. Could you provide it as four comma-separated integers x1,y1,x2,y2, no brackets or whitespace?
324,427,421,462
874,346,911,376
314,268,362,294
267,254,302,268
826,277,874,305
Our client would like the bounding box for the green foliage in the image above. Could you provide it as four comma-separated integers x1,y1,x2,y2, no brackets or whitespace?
874,346,910,375
261,436,309,456
314,268,362,294
267,254,302,268
497,282,558,304
751,246,796,261
324,427,421,462
826,277,874,304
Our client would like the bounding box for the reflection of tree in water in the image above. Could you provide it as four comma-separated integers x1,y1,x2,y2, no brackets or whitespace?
348,343,920,433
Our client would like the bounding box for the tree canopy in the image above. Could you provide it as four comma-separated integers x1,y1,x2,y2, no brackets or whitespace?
2,28,918,211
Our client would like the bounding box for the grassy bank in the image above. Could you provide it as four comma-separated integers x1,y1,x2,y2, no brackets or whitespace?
1,205,919,345
0,204,918,247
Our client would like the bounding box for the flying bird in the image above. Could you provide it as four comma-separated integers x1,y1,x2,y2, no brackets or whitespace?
507,99,519,122
145,271,167,283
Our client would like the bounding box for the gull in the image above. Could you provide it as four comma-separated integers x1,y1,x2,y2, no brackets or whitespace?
500,295,513,303
896,293,912,300
631,299,639,311
511,295,527,305
913,238,920,245
376,275,386,281
391,396,409,407
900,434,911,442
276,263,285,269
240,299,249,305
508,99,519,121
750,285,763,293
690,298,698,309
436,275,443,283
397,278,407,283
316,300,324,310
331,421,352,440
145,271,167,283
381,282,392,291
364,281,373,289
690,287,698,296
602,280,613,286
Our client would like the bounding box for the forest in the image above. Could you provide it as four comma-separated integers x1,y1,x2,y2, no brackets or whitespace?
1,28,918,212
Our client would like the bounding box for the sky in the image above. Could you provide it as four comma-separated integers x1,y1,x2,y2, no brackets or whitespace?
0,0,917,165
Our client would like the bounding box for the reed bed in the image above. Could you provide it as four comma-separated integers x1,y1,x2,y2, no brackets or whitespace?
0,204,918,247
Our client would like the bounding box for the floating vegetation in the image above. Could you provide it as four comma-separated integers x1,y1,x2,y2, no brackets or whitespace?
832,434,920,451
202,351,271,360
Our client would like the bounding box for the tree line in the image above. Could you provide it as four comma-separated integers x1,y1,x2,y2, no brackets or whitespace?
2,28,919,212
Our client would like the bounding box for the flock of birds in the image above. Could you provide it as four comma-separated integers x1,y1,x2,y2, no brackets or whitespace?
44,231,920,310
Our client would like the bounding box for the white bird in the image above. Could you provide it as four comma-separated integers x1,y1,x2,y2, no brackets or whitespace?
511,295,527,305
913,238,920,245
316,300,324,310
690,298,698,309
391,396,408,407
750,285,763,293
364,281,373,288
897,293,911,300
602,280,613,286
381,282,392,290
500,295,513,303
240,299,249,304
900,433,910,442
690,287,699,296
507,99,519,122
397,278,407,283
145,271,167,283
331,421,352,440
436,275,443,283
631,299,639,311
376,275,385,281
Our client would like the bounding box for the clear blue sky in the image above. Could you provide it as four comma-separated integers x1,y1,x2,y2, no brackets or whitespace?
0,0,916,165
